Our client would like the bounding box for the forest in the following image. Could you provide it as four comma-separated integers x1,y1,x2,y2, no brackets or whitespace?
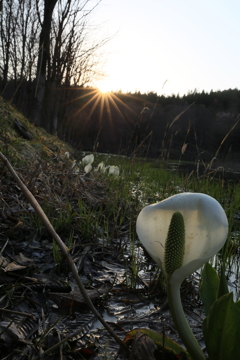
1,0,240,164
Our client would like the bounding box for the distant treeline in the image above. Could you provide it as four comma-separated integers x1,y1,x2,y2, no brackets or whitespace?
2,81,240,163
128,88,240,112
55,87,240,163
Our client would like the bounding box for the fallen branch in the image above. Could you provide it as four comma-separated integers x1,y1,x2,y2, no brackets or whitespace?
0,308,33,318
0,151,130,358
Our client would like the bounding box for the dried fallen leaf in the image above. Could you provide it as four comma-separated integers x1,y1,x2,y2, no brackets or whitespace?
48,282,112,309
0,321,20,345
11,252,35,266
0,255,10,267
4,262,27,272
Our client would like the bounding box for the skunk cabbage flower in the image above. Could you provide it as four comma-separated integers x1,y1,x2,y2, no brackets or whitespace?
136,192,228,284
84,163,92,174
81,154,94,166
136,193,228,360
107,165,120,176
94,161,105,173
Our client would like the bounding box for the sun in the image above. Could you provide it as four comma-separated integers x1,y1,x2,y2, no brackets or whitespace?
98,87,110,95
97,83,112,94
95,79,115,94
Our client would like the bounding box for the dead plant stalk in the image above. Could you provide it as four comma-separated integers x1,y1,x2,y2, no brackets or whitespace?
0,151,130,358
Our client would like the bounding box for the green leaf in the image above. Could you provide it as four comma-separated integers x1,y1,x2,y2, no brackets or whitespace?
202,293,240,360
235,300,240,310
199,263,219,316
124,328,191,359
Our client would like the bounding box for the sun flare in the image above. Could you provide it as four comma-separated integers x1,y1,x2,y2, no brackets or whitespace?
95,77,117,94
97,84,112,94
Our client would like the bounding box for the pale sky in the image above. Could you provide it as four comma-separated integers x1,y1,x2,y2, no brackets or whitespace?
91,0,240,96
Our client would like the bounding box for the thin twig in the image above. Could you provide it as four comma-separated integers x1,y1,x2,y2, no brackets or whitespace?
0,308,33,318
0,152,130,358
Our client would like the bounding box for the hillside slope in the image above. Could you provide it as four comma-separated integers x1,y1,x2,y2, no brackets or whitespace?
0,97,74,165
0,98,128,359
0,97,110,233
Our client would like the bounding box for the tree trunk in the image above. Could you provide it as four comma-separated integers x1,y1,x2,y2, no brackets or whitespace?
30,0,57,126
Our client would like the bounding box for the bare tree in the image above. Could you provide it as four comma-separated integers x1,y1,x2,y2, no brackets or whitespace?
0,0,39,110
41,0,108,134
0,0,108,135
30,0,58,125
16,0,39,83
0,0,15,92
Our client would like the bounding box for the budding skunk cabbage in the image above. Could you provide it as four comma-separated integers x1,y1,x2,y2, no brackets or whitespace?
107,165,120,176
136,193,228,360
81,154,94,166
81,154,94,174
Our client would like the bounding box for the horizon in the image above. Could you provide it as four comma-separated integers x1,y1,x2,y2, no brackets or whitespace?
84,85,240,98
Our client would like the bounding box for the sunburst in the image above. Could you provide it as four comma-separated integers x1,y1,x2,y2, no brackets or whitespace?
97,83,112,95
61,86,152,155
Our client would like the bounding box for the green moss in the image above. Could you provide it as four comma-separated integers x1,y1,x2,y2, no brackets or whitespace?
0,96,73,167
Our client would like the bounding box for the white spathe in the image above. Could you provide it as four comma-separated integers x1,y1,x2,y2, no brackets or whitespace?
136,193,228,284
108,165,120,176
84,163,92,174
82,154,94,166
94,161,105,173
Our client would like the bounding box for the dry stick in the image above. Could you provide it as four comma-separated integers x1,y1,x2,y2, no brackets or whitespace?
0,308,33,318
0,152,130,357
